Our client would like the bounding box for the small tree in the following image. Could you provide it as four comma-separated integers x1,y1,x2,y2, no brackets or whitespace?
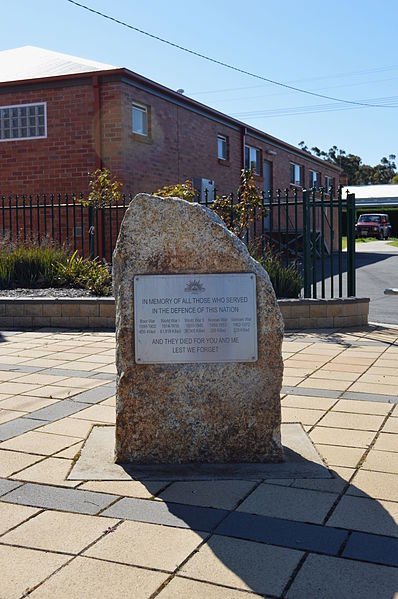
82,168,123,207
211,169,267,239
154,170,267,240
154,180,196,202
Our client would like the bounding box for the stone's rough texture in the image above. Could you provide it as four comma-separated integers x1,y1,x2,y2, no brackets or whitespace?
113,194,284,464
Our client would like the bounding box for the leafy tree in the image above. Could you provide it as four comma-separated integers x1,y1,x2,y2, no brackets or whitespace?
154,180,196,202
154,170,267,240
298,142,397,185
81,168,123,207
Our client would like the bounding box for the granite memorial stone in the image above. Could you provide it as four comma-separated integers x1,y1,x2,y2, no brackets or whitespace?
113,193,284,464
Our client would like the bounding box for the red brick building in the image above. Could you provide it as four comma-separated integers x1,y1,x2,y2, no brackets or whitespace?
0,46,340,197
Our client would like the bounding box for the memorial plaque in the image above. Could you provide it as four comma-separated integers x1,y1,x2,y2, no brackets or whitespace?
134,273,257,364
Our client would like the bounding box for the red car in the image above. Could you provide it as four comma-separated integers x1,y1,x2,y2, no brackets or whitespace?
355,213,392,240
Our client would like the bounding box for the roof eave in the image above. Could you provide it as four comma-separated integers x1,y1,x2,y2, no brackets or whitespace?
0,65,341,172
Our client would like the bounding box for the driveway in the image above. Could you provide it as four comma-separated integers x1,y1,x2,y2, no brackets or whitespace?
355,240,398,325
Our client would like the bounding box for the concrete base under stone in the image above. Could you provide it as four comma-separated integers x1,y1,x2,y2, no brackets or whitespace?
68,423,331,481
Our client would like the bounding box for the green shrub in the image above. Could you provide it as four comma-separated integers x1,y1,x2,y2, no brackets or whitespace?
258,251,302,299
0,243,111,296
54,251,111,296
0,243,68,289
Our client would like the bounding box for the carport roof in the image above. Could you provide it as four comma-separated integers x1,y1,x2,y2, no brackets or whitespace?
342,184,398,207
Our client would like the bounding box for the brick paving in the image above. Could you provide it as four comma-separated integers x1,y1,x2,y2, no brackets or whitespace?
0,326,397,598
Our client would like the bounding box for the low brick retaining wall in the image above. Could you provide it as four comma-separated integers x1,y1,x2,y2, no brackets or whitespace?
0,296,369,330
278,297,369,329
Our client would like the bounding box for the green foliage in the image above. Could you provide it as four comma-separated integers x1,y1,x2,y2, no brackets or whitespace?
154,180,197,202
155,170,267,240
0,244,111,296
392,174,398,184
54,251,112,296
0,243,68,289
298,142,397,185
258,250,302,299
80,168,123,207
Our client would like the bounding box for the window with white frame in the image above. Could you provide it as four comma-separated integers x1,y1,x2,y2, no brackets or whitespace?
309,170,320,190
217,134,228,160
132,103,148,136
0,103,46,141
244,145,261,174
324,175,333,192
290,162,303,186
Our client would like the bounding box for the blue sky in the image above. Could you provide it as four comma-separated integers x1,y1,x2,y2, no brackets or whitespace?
2,0,398,165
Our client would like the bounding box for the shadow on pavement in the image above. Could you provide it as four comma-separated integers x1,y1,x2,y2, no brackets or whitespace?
121,452,398,598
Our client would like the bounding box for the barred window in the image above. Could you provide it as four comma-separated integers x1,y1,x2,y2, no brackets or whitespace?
0,103,46,141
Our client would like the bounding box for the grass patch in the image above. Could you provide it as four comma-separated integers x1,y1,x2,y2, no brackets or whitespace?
356,236,379,243
341,236,393,249
388,238,398,247
0,243,111,296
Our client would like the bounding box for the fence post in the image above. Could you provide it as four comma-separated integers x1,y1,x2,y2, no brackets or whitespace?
346,192,356,297
88,205,95,260
303,189,311,298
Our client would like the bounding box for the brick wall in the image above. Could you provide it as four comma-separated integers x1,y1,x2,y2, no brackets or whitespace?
119,81,339,197
0,81,99,195
0,74,340,199
0,72,341,256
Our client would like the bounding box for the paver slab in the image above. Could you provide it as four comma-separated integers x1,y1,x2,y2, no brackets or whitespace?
0,430,80,455
11,456,80,488
286,553,398,599
362,449,398,473
343,531,398,567
315,445,365,468
0,502,40,535
84,519,204,571
158,577,262,598
347,470,398,501
28,556,167,599
0,478,23,496
158,481,257,510
0,417,46,441
0,449,42,478
310,427,376,448
1,510,119,554
237,484,338,524
0,545,70,599
101,496,228,531
1,482,116,514
326,495,398,537
215,511,347,554
180,535,302,597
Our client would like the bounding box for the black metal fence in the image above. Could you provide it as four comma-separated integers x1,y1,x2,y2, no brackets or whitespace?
0,187,356,299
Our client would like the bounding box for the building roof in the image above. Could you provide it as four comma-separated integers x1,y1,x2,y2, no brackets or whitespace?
0,46,340,172
342,184,398,199
342,184,398,207
0,46,117,83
